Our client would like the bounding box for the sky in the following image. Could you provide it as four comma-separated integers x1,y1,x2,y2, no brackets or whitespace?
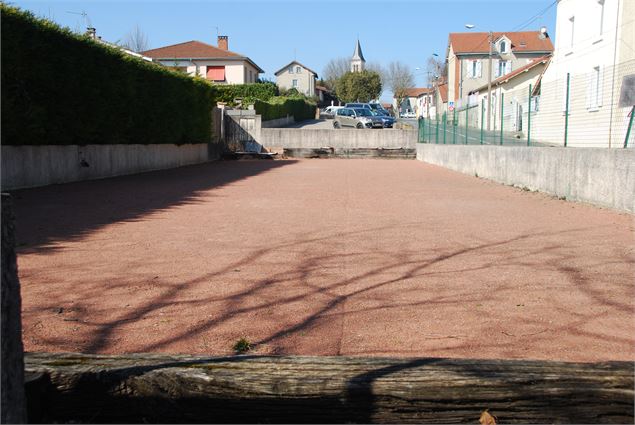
14,0,557,102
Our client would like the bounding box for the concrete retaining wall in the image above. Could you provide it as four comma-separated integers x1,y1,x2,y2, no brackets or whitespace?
262,116,295,128
262,129,417,149
417,144,635,213
1,143,217,190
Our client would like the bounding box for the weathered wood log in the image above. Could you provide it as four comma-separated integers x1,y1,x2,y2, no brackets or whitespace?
25,352,633,424
1,193,27,423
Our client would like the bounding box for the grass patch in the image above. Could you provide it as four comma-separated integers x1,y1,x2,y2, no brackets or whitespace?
233,337,253,354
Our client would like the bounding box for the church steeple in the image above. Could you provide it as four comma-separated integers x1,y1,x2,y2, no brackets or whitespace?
351,39,366,73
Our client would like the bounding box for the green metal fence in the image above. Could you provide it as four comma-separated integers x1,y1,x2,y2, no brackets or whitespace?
417,59,635,149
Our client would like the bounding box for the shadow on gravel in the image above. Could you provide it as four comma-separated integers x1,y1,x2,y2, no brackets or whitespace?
12,160,295,254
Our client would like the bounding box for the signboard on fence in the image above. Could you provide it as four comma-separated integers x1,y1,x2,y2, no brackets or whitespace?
619,74,635,107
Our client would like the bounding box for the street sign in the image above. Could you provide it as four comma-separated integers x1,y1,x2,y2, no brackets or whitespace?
448,102,455,111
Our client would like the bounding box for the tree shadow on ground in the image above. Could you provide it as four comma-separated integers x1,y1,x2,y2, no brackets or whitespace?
11,160,295,254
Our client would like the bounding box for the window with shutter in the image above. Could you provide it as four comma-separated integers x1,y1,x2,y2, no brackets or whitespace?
505,61,512,75
206,66,225,82
476,61,482,78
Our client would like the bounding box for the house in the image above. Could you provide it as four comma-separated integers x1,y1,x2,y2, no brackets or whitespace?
446,30,554,107
469,55,551,133
531,0,634,147
434,82,449,118
141,36,264,84
394,88,434,117
274,61,318,97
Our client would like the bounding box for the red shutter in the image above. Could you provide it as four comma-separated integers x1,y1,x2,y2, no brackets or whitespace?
206,66,225,81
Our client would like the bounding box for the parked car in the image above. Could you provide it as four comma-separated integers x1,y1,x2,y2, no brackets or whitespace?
334,107,384,129
321,106,343,119
401,110,416,119
368,103,391,116
344,102,372,110
374,111,395,128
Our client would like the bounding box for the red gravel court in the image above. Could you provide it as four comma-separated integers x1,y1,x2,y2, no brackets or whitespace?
14,159,635,362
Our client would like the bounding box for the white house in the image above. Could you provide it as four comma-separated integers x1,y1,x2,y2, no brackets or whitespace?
531,0,634,147
274,61,318,97
142,36,264,84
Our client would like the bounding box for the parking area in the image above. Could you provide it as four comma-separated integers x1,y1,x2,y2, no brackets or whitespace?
15,159,634,361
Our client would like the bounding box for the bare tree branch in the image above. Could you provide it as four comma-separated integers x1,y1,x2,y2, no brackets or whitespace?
122,25,150,53
385,61,414,108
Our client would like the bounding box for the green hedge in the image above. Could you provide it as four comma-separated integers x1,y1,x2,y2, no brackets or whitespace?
214,82,278,105
254,97,316,122
1,5,217,145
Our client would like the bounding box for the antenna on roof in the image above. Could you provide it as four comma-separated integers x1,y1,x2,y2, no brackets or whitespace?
215,26,219,37
66,10,92,31
294,48,297,61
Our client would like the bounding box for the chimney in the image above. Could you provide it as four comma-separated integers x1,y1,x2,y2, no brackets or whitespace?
217,35,228,51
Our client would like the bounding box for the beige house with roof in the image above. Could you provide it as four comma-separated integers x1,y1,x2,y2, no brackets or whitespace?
446,30,554,109
274,61,318,97
142,36,264,84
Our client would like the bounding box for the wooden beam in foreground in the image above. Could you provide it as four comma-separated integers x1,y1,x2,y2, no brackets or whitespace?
25,352,633,424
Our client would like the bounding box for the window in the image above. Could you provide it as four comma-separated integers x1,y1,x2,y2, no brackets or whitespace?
288,67,294,74
496,60,511,77
499,40,507,54
598,0,605,36
353,64,359,72
206,66,225,82
296,66,301,73
569,16,575,48
292,79,298,88
587,66,603,110
468,60,482,78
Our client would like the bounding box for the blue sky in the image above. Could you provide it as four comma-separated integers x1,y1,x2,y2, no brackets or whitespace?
14,0,557,102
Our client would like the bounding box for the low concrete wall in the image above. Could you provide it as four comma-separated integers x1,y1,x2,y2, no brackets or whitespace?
262,116,295,128
262,129,417,149
1,143,216,190
417,144,635,213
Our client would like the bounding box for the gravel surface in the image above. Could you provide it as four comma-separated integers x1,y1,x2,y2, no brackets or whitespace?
14,159,635,361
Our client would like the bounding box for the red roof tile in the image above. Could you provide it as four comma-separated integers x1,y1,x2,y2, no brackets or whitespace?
449,31,553,54
142,40,241,59
403,87,433,97
471,55,551,93
438,83,448,103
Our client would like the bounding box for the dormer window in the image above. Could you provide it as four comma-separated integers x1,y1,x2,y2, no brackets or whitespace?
499,40,507,54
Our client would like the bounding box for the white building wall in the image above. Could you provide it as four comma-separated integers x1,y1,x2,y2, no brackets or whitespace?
158,59,260,84
532,0,633,148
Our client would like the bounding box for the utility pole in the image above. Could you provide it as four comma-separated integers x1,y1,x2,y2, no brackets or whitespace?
487,31,493,131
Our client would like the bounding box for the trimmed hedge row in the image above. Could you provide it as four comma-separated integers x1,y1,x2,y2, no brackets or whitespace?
254,97,317,122
214,83,278,105
1,5,217,145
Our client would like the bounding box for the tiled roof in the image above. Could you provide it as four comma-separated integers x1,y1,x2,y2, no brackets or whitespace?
471,55,551,93
274,60,318,77
142,40,241,59
438,83,448,103
403,87,433,98
449,31,554,54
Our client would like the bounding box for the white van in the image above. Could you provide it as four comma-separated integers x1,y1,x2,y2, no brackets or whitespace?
321,106,344,119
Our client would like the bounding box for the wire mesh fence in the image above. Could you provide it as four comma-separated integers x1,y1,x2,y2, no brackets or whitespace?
418,59,635,148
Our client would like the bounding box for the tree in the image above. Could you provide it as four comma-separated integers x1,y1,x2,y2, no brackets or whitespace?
335,71,382,103
385,61,414,112
122,25,149,53
322,57,350,90
426,55,447,86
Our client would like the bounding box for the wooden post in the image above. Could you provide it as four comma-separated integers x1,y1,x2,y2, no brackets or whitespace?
23,352,634,424
1,194,27,424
